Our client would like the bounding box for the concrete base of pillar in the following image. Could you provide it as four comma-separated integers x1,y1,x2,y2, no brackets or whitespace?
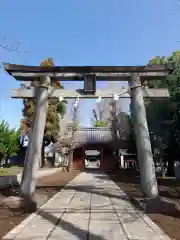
131,196,179,214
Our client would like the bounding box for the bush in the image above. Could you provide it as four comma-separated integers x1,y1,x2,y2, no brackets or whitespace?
0,120,20,166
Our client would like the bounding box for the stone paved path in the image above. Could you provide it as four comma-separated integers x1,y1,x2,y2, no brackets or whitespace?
3,171,171,240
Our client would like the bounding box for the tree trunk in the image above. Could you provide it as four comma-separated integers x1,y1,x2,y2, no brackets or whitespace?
46,156,55,168
165,148,175,177
5,157,9,166
66,152,72,172
52,153,55,166
41,141,46,168
167,158,175,177
45,151,55,168
46,158,52,167
160,155,166,178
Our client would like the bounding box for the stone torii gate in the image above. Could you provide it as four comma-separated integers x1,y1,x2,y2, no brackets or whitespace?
3,63,172,201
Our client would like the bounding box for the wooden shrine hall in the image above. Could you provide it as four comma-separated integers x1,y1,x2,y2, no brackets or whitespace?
67,127,129,171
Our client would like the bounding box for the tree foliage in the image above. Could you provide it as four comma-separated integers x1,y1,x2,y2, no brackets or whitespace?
116,111,131,140
20,58,67,143
93,120,109,127
91,100,110,127
0,120,20,164
146,51,180,176
147,52,180,142
92,99,133,149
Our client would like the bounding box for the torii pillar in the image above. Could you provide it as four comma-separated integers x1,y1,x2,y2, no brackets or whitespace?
129,74,158,198
20,76,50,207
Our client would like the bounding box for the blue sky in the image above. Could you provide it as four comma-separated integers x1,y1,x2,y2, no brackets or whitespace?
0,0,179,128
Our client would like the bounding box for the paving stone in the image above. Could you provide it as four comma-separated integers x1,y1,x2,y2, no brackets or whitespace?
138,212,172,240
111,197,136,213
2,171,172,240
48,216,88,240
11,212,60,239
119,211,161,239
48,229,87,240
67,195,91,214
90,194,118,221
90,211,118,221
91,204,118,221
88,221,128,240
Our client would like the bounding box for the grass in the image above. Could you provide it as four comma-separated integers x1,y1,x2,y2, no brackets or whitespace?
0,166,23,176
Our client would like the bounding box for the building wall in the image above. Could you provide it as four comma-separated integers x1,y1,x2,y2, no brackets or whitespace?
100,147,117,171
71,147,84,170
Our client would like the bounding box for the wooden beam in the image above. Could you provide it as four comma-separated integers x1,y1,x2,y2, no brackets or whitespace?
3,63,172,81
7,71,169,81
3,63,173,73
11,87,170,99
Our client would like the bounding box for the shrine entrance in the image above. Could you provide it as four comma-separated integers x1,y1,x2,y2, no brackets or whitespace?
84,149,100,169
69,127,125,171
72,143,117,171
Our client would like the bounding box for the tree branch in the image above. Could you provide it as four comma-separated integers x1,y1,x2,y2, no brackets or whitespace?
0,36,22,52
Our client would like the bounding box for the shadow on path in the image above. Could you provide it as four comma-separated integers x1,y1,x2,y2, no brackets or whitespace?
39,209,105,240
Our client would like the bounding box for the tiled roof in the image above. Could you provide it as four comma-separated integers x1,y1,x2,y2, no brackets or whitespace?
49,127,129,153
73,127,113,144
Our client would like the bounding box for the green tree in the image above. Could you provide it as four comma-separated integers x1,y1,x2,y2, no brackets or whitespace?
21,58,67,167
146,51,180,176
92,103,109,127
0,120,20,166
91,99,110,127
93,120,109,127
